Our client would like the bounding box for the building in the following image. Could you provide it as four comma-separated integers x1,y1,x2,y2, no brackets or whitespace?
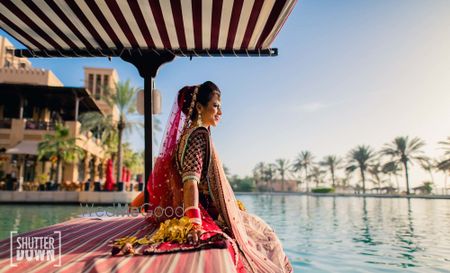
0,36,118,190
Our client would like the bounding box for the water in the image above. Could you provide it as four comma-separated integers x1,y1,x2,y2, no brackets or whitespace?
1,195,450,272
239,195,450,273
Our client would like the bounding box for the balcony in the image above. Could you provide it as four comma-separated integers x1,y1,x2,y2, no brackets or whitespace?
0,120,12,129
25,120,56,131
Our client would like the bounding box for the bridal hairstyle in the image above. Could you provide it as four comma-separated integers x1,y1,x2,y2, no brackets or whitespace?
177,81,221,121
137,80,222,222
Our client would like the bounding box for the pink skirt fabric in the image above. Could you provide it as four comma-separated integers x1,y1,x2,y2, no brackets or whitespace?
128,204,247,273
0,215,246,273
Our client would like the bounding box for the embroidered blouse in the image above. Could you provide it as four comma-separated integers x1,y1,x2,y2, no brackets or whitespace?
177,127,223,222
180,127,209,185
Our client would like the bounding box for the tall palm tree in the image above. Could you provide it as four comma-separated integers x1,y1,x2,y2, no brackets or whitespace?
320,155,342,188
346,145,375,194
291,159,302,190
274,159,290,191
293,151,315,192
381,136,426,195
382,161,401,191
37,123,84,185
80,80,142,185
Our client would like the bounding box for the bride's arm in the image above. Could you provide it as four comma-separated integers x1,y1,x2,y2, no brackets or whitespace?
181,130,208,244
184,179,203,244
183,180,199,210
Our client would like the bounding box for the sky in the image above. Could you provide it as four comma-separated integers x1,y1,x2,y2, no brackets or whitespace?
1,0,449,189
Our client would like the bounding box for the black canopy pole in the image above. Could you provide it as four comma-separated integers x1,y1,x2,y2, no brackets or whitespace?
121,52,175,209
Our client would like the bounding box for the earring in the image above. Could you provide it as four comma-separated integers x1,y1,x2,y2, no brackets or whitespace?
197,112,203,127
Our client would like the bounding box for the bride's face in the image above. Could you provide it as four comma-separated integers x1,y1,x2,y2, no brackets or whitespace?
198,92,222,127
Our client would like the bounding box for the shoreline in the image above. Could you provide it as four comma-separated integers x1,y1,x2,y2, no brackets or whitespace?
235,191,450,199
0,190,449,205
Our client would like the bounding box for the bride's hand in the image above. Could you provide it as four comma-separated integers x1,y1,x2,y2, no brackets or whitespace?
187,225,204,245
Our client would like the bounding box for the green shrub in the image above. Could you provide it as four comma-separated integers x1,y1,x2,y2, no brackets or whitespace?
311,187,335,193
230,176,255,192
423,182,433,194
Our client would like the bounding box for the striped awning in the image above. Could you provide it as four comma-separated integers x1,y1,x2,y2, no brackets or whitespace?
0,0,297,58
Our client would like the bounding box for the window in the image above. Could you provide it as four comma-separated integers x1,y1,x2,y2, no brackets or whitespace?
103,75,109,90
78,158,85,182
87,74,94,93
24,157,36,182
95,74,102,100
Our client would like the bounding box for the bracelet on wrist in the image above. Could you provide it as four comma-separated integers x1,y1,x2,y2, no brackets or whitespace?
184,206,202,226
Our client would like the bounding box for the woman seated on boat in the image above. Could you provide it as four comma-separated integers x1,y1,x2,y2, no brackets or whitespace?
114,81,293,273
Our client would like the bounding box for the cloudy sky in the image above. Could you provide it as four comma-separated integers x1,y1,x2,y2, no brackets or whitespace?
2,0,449,189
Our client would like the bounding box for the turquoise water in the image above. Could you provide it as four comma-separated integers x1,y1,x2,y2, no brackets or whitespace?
1,195,450,272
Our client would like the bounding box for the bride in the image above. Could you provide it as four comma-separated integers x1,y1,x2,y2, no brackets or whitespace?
113,81,293,273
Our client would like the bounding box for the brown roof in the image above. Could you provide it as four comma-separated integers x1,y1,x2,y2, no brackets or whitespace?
0,83,102,117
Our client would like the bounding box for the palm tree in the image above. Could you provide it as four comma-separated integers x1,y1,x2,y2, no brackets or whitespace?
381,136,426,195
274,159,290,191
293,151,315,192
320,155,342,188
419,158,435,184
37,123,84,185
436,159,450,194
341,170,353,187
438,137,450,156
78,112,117,150
123,143,144,175
308,166,325,188
79,80,142,186
264,163,276,191
437,137,450,194
253,162,266,187
368,163,385,193
382,161,401,191
346,145,376,194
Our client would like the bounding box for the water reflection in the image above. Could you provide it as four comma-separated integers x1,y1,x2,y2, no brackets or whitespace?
352,198,376,246
395,198,419,267
0,204,83,240
251,195,450,272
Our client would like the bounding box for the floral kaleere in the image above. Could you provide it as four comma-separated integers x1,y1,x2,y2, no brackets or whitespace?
146,216,196,244
112,213,231,257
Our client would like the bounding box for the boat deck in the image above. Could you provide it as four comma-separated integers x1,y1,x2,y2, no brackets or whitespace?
0,216,236,273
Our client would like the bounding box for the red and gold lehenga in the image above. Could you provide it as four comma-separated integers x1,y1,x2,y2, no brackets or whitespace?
112,88,293,273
